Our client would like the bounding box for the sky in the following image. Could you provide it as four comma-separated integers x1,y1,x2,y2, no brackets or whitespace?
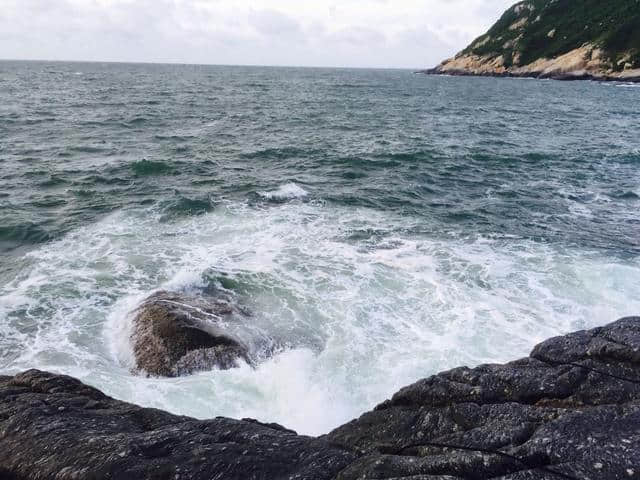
0,0,516,68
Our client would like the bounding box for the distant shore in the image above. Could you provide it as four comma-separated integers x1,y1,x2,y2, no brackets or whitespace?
2,317,639,478
417,67,640,84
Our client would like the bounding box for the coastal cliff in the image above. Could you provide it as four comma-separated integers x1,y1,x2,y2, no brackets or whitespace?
1,317,640,479
424,0,640,82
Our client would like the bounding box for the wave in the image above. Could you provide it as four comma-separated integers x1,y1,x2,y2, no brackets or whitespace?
241,147,320,160
70,189,96,198
2,201,639,435
65,145,111,154
257,183,309,201
153,134,195,142
30,197,68,208
0,222,52,247
79,174,132,186
334,155,402,169
611,190,640,200
123,116,152,127
159,195,216,221
332,83,386,89
130,159,175,176
37,176,68,187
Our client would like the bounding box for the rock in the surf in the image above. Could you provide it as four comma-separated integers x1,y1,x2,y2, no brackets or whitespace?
131,290,252,377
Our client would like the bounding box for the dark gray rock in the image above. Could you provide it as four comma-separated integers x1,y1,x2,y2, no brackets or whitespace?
1,317,639,479
326,317,640,479
0,370,357,480
131,291,253,377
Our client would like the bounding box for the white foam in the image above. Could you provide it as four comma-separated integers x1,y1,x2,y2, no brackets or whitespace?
1,201,639,435
258,182,309,200
104,291,148,369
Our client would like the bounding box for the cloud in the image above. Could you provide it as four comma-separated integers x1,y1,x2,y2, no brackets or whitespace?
0,0,516,68
249,9,302,37
330,26,387,47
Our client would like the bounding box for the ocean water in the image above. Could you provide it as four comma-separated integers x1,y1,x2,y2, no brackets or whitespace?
1,61,639,435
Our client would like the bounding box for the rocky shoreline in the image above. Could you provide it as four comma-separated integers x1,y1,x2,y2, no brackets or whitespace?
419,0,640,85
418,67,640,84
1,317,639,479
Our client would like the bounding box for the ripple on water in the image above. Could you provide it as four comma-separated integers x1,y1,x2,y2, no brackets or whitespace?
1,63,639,435
130,159,176,176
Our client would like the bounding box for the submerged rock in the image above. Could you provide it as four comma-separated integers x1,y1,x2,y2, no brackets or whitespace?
131,290,252,377
1,317,639,479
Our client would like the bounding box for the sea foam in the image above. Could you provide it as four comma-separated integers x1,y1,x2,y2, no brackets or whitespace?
1,200,639,435
258,183,309,201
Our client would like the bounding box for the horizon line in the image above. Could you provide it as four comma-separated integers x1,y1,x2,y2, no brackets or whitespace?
0,57,426,71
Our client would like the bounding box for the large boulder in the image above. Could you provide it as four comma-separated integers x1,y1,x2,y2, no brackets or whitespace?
131,290,252,377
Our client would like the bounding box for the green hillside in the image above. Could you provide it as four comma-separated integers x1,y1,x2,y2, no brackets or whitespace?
463,0,640,70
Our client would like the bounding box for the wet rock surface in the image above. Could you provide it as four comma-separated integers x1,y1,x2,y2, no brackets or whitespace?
131,291,253,377
0,370,356,480
1,317,639,479
326,317,640,479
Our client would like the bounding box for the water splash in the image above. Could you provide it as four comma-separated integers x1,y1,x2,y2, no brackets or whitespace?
258,183,309,201
2,201,639,435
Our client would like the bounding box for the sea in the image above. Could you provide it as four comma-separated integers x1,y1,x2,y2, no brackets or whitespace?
1,61,639,435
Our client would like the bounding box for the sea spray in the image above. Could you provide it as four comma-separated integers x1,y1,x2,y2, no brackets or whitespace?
2,200,639,434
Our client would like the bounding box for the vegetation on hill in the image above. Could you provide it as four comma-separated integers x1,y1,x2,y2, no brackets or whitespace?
462,0,640,70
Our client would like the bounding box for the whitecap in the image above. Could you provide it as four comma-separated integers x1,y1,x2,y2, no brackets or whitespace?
258,182,309,201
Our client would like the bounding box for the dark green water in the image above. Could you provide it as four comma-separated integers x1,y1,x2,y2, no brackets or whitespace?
2,62,639,255
1,61,639,434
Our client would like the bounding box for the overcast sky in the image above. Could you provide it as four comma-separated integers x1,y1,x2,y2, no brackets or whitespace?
1,0,515,68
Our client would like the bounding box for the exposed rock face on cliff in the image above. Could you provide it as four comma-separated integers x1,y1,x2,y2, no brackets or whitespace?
425,0,640,82
131,291,253,377
1,317,639,479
